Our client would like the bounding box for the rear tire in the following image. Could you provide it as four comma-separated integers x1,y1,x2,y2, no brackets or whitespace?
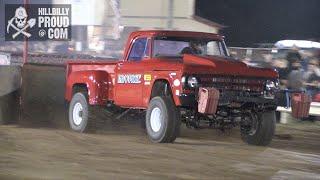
241,111,276,146
68,92,97,133
146,96,180,143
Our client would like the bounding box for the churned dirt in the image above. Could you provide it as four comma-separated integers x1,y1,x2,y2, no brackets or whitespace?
0,119,319,180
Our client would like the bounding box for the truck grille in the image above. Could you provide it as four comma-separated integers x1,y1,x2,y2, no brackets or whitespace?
198,75,265,92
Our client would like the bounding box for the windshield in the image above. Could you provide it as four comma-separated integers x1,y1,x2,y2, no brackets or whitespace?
153,36,229,57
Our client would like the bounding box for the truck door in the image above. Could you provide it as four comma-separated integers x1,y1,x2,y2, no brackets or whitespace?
114,37,150,107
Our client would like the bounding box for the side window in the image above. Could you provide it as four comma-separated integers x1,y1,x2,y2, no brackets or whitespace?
128,38,149,61
207,41,222,56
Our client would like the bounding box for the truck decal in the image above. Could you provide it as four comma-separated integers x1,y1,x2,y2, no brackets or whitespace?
117,74,142,84
144,74,152,81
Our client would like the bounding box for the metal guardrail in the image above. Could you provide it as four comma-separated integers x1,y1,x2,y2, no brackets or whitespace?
0,50,118,66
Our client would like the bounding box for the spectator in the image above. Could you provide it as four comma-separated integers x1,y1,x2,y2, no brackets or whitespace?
287,59,305,91
300,50,314,71
263,54,273,66
255,53,273,68
304,58,320,97
273,57,289,88
304,58,320,78
286,48,302,72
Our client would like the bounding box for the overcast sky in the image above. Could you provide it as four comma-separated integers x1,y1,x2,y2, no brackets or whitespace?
196,0,320,47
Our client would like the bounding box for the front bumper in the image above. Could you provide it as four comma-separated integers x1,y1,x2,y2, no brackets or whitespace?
179,93,277,109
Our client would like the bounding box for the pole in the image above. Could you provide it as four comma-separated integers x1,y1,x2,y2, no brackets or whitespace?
23,0,29,64
20,0,29,124
167,0,173,29
109,0,121,39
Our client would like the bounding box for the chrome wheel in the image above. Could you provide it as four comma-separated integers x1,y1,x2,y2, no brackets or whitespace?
72,102,83,126
150,107,162,132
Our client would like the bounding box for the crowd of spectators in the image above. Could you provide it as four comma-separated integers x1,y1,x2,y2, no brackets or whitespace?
243,48,320,102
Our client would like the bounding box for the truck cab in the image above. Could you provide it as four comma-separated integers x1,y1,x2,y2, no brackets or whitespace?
65,30,279,146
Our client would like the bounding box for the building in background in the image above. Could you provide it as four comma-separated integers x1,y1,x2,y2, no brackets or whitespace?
93,0,224,56
56,0,224,54
1,0,224,56
111,0,223,32
102,0,224,38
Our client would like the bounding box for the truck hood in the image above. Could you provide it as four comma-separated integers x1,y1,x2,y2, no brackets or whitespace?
182,54,278,79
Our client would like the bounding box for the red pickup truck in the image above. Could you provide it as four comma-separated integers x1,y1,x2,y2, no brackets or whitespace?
65,30,279,146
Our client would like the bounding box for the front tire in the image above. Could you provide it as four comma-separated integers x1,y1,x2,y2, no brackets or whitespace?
146,96,180,143
241,111,276,146
68,92,97,133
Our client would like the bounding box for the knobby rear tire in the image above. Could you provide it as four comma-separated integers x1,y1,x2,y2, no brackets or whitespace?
241,111,276,146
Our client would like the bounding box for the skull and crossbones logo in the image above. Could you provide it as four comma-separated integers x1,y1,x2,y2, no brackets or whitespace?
7,7,36,39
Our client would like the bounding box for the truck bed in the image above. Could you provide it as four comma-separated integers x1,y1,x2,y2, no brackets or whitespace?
66,59,118,75
65,59,119,103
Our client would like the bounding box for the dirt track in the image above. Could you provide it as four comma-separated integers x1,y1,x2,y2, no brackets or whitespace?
0,120,319,179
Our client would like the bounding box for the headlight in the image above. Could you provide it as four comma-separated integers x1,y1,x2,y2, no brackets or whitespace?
265,79,279,91
187,76,199,88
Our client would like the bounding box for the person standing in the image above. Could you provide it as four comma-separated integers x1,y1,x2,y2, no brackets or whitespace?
287,59,305,91
304,58,320,98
